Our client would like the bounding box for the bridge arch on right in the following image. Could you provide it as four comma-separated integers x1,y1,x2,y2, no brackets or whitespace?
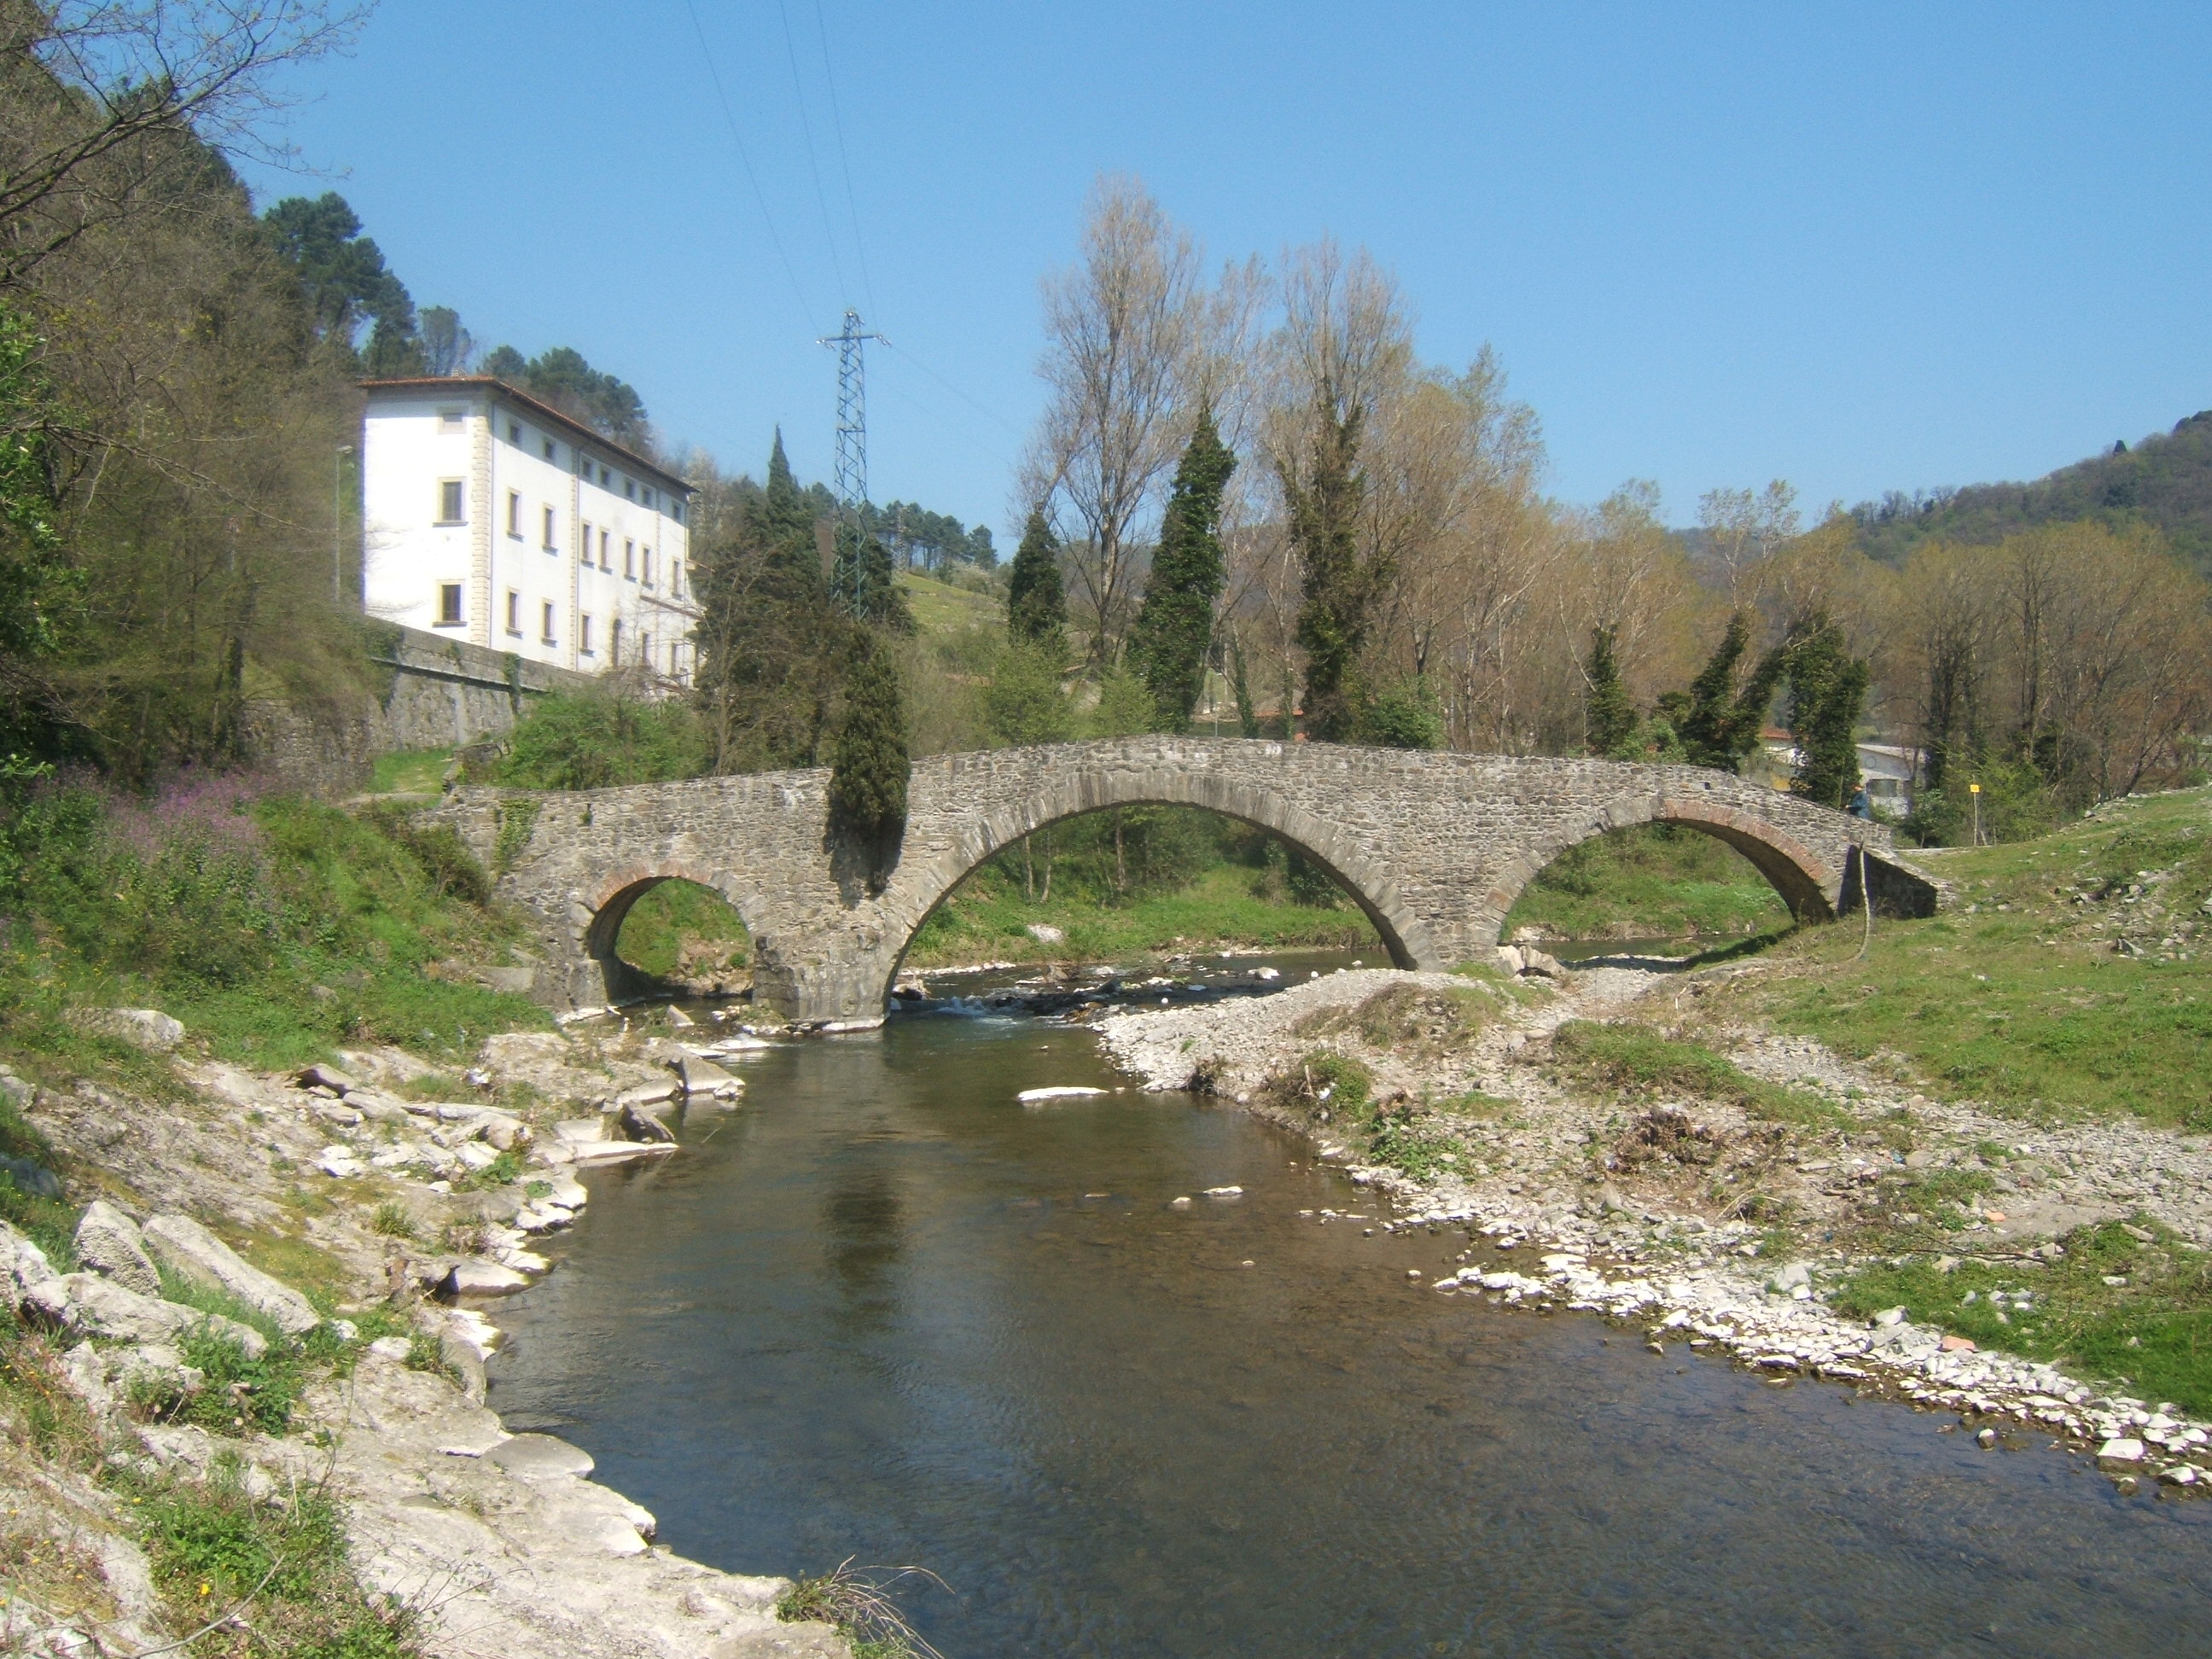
1485,792,1841,952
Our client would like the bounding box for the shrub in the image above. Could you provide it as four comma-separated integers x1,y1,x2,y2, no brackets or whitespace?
492,691,707,791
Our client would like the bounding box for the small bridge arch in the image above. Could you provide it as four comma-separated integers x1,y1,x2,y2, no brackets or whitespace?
434,738,1931,1025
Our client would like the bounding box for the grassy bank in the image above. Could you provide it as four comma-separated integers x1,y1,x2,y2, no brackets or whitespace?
0,778,548,1078
1699,786,2211,1126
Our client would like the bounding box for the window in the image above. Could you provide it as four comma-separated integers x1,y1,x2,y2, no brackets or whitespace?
640,632,653,671
438,583,463,626
543,438,557,462
642,545,654,586
623,538,635,579
542,505,556,549
580,521,591,564
507,491,521,537
672,498,685,526
437,408,463,433
508,421,521,445
624,477,637,501
579,614,594,655
672,559,684,599
610,618,624,664
438,480,464,523
505,590,521,636
600,466,611,486
599,528,610,571
541,601,556,644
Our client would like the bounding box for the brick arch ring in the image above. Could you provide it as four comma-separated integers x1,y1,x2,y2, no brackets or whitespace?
1477,791,1842,936
864,766,1443,1002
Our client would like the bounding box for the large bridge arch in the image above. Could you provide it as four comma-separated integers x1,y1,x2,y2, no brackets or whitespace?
862,764,1441,1005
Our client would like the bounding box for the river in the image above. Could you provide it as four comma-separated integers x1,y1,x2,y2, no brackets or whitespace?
488,952,2212,1657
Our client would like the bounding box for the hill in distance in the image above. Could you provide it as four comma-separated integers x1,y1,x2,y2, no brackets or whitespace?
1848,410,2212,575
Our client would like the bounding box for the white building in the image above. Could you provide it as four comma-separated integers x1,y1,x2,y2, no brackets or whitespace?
359,377,699,684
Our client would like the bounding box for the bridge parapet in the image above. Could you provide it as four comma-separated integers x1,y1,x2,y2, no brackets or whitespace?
434,738,1930,1025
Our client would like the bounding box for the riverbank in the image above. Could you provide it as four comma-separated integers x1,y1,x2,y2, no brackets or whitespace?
0,1020,854,1656
1091,941,2212,1490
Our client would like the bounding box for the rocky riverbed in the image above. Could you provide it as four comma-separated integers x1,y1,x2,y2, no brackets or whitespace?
1093,961,2212,1493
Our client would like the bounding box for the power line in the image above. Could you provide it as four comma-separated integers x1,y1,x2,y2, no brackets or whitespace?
879,337,1026,437
777,0,850,306
684,0,817,335
810,0,876,320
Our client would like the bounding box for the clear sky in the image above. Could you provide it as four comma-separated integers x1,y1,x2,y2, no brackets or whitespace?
240,1,2212,537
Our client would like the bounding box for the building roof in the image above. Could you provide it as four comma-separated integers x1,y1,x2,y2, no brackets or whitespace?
359,377,694,495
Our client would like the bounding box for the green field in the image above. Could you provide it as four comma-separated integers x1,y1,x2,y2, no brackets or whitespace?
1703,786,2212,1126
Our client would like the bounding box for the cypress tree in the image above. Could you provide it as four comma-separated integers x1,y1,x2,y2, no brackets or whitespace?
827,630,910,876
1665,610,1786,772
1126,409,1237,731
1783,613,1870,807
1007,509,1067,650
1286,404,1375,742
1583,626,1639,758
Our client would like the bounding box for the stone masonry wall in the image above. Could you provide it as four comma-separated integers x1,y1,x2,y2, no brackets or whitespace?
439,737,1932,1025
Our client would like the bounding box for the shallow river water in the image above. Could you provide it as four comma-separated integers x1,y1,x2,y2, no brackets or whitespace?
490,959,2212,1657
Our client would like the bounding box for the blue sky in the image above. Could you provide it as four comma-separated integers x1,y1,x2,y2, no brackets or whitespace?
242,2,2212,538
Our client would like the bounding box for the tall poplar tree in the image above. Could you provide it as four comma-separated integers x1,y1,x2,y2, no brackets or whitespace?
1782,613,1869,807
1007,509,1068,651
1662,610,1786,773
1126,409,1236,731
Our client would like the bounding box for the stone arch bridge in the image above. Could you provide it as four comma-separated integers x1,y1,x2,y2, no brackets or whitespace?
432,737,1937,1027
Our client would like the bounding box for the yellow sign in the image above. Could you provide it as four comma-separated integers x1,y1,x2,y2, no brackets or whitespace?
1969,783,1982,794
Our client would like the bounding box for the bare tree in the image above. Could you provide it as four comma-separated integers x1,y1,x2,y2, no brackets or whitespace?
1022,175,1211,665
1696,480,1799,602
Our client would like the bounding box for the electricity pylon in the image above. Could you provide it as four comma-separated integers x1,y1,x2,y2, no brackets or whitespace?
820,308,884,618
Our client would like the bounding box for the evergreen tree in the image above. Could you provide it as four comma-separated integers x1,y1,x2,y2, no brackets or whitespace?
1662,610,1785,772
1126,409,1237,731
692,433,851,771
983,641,1074,747
1582,626,1639,758
1228,632,1261,738
1365,678,1443,749
1782,613,1870,807
1007,509,1067,650
830,519,913,633
827,630,910,876
1286,404,1377,742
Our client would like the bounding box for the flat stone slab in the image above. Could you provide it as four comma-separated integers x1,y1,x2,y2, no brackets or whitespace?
486,1432,596,1480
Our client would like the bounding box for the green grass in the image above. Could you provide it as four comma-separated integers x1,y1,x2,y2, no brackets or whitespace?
0,788,550,1074
1502,822,1788,941
897,568,1003,636
366,749,451,795
616,878,751,978
906,859,1377,967
1831,1219,2212,1413
1720,786,2212,1126
1548,1019,1848,1131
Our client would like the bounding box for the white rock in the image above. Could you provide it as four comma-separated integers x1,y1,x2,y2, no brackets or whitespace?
2098,1437,2146,1466
445,1260,531,1296
1025,923,1066,945
567,1140,673,1167
1202,1185,1244,1199
316,1146,365,1179
455,1142,501,1171
74,1202,161,1299
367,1336,412,1359
141,1214,319,1336
1017,1086,1108,1103
60,1274,266,1359
76,1008,184,1052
